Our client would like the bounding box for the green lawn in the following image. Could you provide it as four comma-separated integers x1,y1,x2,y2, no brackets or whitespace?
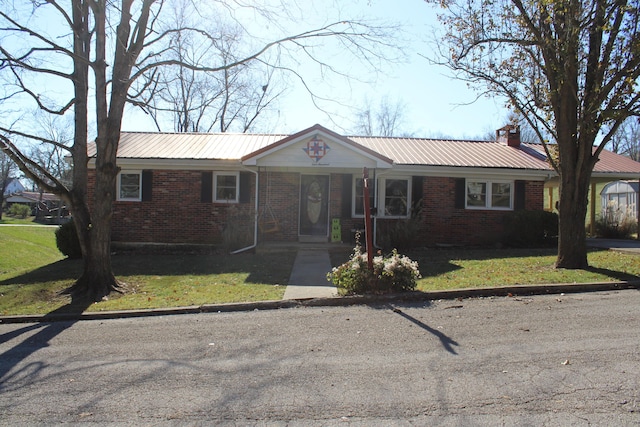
0,225,293,316
1,224,639,317
329,245,640,292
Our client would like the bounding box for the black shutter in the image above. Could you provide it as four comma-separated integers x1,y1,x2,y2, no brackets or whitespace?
342,174,352,217
514,180,526,210
141,170,153,201
454,178,466,209
201,172,213,203
239,172,251,203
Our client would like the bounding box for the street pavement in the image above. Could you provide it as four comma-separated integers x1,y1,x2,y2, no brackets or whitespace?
1,290,639,425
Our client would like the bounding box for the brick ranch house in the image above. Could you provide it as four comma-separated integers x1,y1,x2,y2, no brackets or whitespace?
87,124,640,251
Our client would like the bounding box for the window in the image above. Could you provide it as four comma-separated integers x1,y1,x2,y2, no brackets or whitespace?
466,180,512,210
353,177,374,217
117,171,142,201
381,178,410,217
214,172,239,203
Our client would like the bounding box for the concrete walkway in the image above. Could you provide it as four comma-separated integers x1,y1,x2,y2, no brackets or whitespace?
587,238,640,255
283,249,337,300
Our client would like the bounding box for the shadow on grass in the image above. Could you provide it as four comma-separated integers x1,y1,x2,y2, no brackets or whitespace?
585,266,640,282
0,295,92,390
0,251,297,287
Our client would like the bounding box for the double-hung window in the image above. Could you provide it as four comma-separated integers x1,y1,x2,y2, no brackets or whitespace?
214,172,239,203
381,177,411,218
353,177,374,217
466,180,513,210
117,171,142,201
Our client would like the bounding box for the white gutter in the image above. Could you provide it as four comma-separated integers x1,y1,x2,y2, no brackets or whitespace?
231,166,259,254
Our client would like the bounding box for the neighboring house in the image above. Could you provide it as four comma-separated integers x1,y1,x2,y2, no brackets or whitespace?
87,124,640,249
2,178,25,196
601,180,639,221
5,191,67,220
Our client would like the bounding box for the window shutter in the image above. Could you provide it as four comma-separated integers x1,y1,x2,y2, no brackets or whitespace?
239,172,251,203
342,174,352,217
141,170,153,202
514,180,526,210
201,172,213,203
454,178,466,209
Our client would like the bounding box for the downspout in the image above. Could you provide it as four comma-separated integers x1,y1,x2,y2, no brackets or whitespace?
231,166,259,254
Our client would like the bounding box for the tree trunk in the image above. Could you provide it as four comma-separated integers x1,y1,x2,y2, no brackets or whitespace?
68,156,122,302
556,175,589,269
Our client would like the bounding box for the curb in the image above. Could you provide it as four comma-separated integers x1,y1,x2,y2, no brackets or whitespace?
1,280,639,324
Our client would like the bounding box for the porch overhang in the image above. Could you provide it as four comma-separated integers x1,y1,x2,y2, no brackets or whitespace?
241,124,393,169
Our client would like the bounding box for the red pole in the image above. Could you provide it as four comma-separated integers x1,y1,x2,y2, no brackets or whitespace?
363,167,374,271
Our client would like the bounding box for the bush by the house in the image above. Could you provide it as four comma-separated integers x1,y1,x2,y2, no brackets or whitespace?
55,220,82,259
376,200,423,249
8,203,31,218
503,210,558,247
327,242,421,295
595,202,637,239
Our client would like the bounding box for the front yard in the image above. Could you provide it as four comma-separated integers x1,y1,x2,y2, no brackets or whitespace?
1,221,639,316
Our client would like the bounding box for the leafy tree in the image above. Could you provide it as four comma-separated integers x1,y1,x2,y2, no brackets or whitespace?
426,0,640,268
0,0,398,301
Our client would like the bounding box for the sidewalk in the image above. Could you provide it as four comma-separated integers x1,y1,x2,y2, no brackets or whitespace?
587,238,640,255
283,249,337,299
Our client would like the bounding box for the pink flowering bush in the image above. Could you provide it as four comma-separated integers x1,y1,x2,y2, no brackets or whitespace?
327,243,421,295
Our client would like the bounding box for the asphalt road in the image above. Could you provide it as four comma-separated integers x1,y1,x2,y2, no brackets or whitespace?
1,290,639,426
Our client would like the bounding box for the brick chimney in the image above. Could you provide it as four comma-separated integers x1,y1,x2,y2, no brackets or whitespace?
496,124,521,147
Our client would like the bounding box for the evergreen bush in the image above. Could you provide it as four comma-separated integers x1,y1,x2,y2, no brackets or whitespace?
503,210,558,247
55,220,83,259
8,203,31,218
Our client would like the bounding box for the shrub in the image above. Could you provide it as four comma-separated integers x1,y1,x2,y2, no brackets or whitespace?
503,210,558,247
55,220,83,259
376,200,423,249
8,203,31,218
327,241,421,295
595,203,638,239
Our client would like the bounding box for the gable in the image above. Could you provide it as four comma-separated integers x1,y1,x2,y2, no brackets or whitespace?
241,124,393,169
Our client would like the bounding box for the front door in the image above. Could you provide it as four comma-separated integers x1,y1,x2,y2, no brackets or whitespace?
299,175,329,239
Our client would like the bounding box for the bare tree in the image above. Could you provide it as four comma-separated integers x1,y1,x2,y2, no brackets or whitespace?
609,118,640,161
353,95,409,137
426,0,640,269
0,0,399,301
138,4,283,133
0,149,18,201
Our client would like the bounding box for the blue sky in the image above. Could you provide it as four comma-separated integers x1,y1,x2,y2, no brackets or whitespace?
119,0,511,139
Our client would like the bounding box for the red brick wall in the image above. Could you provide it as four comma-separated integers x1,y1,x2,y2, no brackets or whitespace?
89,169,544,246
89,170,256,244
258,171,299,241
416,177,544,246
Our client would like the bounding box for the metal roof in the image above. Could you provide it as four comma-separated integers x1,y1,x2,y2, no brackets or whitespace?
349,136,551,170
88,129,640,174
88,132,287,160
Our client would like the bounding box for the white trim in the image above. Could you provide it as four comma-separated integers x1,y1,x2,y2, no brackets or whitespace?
465,179,513,210
213,171,240,203
117,171,142,202
379,176,412,218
